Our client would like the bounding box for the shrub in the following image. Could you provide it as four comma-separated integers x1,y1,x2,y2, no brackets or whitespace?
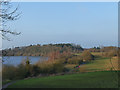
82,50,94,62
30,65,40,76
36,60,54,74
67,55,83,64
15,64,28,79
104,50,117,58
36,59,65,74
52,61,65,73
2,65,16,80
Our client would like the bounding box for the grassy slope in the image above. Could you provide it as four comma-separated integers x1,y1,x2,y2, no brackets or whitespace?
79,52,118,72
8,71,118,88
66,52,118,72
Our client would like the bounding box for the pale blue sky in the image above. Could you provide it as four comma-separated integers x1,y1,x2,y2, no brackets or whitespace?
3,2,118,49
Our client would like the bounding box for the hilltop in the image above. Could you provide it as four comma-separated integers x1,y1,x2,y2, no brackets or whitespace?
2,43,83,56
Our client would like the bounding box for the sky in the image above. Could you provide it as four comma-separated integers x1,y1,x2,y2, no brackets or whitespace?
2,2,118,49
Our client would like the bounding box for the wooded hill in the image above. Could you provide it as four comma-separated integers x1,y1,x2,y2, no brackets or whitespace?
2,43,84,56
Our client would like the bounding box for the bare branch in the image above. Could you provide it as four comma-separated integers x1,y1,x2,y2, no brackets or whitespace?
0,0,21,40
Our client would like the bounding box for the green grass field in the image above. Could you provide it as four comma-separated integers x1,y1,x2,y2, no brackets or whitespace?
8,71,118,88
65,54,118,72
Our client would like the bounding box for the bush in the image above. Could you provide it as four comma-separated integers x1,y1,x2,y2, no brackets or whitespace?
36,59,65,74
30,65,40,76
67,55,83,64
15,64,28,79
52,61,65,73
104,50,117,58
3,57,40,80
63,67,70,72
3,56,72,80
82,50,94,62
36,60,54,74
3,65,16,80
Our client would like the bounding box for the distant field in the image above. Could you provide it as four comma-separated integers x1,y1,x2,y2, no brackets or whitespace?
8,71,118,88
65,52,118,73
78,57,118,72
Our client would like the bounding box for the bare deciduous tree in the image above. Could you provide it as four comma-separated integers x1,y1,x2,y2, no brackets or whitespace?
0,0,21,41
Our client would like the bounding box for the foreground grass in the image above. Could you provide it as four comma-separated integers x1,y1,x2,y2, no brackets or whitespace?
8,71,118,88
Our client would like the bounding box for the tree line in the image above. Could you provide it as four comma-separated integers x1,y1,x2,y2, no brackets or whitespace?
2,43,83,56
2,44,118,57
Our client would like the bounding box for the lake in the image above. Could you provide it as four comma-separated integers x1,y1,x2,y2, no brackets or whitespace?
2,56,48,66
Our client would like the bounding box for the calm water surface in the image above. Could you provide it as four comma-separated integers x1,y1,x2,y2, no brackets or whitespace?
2,56,48,66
